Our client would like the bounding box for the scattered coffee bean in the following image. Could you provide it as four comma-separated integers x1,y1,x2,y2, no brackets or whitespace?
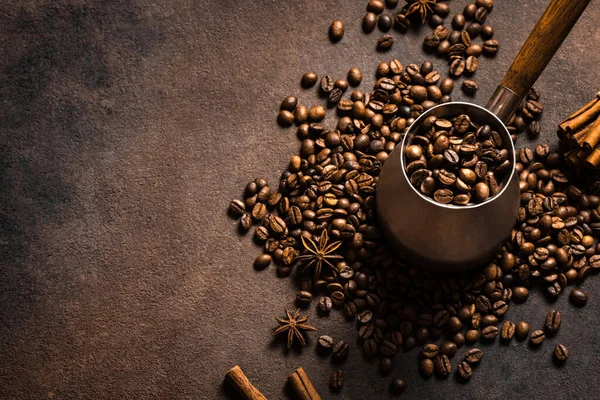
464,348,484,364
318,335,334,352
333,340,350,361
390,378,407,395
348,67,363,86
330,370,344,391
420,358,434,378
377,34,394,50
440,341,458,357
515,322,531,341
501,321,515,340
422,343,439,358
301,71,318,88
462,80,479,95
296,290,313,307
457,361,473,380
329,19,345,42
380,357,394,376
434,354,452,376
254,254,271,270
554,344,568,363
363,12,378,32
482,325,499,340
530,329,545,345
378,13,393,31
545,310,562,333
570,288,588,306
483,39,500,55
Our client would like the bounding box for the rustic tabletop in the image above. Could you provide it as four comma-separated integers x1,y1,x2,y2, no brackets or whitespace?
1,0,600,399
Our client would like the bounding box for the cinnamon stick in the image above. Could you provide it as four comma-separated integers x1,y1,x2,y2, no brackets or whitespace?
582,117,600,151
573,124,591,145
584,147,600,169
287,367,321,400
559,91,600,134
225,365,268,400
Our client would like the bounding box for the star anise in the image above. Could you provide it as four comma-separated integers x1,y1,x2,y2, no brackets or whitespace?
273,308,317,349
296,229,343,282
405,0,437,24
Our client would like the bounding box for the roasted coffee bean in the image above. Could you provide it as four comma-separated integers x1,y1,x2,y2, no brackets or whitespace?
367,0,385,13
377,34,394,50
301,71,318,88
378,13,393,31
420,358,435,378
348,67,363,87
422,343,439,358
464,348,484,365
515,321,530,341
394,13,410,31
423,34,440,50
296,290,313,307
390,378,407,395
465,56,479,74
278,110,295,127
545,309,562,333
380,357,394,376
462,80,479,95
570,288,588,306
554,344,568,363
281,96,298,111
363,12,378,32
343,302,357,320
456,361,472,380
440,341,458,357
530,329,545,345
318,296,333,314
449,59,465,77
229,199,246,215
434,354,452,376
483,39,500,55
318,335,335,351
501,321,515,340
481,24,494,39
254,254,272,270
320,75,335,94
452,14,465,30
482,326,499,340
434,188,454,204
333,340,350,361
512,286,529,303
465,329,480,343
330,370,344,391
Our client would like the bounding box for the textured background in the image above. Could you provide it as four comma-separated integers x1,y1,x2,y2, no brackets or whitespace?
1,0,600,399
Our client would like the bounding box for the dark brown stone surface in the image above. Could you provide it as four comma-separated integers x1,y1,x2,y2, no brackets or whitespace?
0,0,599,398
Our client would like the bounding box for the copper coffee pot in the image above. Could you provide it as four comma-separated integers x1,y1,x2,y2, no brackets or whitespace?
376,0,591,271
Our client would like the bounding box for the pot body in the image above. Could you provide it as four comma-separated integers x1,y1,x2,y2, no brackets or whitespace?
375,102,520,272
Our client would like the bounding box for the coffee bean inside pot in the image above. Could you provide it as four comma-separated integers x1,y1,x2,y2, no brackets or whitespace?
405,114,511,205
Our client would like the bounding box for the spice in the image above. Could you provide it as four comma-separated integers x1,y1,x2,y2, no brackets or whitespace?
558,92,600,172
273,309,317,349
405,0,438,24
287,367,322,400
296,229,343,282
225,366,268,400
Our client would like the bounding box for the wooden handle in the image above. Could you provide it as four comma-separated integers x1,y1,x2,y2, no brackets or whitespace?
500,0,591,99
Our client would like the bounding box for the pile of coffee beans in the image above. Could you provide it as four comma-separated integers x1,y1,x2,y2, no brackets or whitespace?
229,51,600,392
404,113,511,205
422,1,499,96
